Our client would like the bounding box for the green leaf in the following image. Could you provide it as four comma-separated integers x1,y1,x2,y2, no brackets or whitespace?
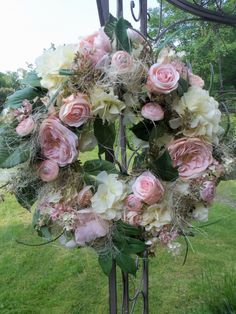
15,178,43,211
115,252,137,275
115,220,141,236
152,150,179,181
130,120,154,141
0,142,30,168
83,159,118,176
115,17,132,52
21,71,42,88
114,236,145,254
4,87,42,109
98,254,113,276
94,118,116,156
104,14,117,40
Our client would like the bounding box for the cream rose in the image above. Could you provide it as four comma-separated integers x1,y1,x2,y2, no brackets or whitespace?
16,116,35,137
168,137,213,178
38,160,59,182
39,118,78,167
59,93,91,127
141,102,164,121
173,86,222,142
132,171,164,205
146,63,179,94
35,44,77,90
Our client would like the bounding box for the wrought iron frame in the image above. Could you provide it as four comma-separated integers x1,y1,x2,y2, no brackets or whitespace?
96,1,236,313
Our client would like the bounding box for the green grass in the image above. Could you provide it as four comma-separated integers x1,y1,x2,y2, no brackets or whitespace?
0,181,235,314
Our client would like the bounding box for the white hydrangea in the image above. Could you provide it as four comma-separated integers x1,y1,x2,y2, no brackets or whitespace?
173,86,223,143
90,87,125,122
35,44,77,91
141,202,173,232
91,171,126,220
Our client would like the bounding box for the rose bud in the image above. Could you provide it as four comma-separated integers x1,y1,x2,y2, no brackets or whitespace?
38,159,59,182
111,51,133,72
16,116,35,137
124,194,142,212
141,102,164,121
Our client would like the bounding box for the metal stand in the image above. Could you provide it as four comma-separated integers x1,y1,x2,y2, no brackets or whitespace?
108,251,149,314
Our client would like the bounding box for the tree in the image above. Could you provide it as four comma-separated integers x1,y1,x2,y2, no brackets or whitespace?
148,1,236,92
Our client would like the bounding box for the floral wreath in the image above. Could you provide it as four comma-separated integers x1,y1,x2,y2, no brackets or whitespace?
0,15,234,275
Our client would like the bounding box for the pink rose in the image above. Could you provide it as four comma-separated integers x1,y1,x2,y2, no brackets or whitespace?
16,116,35,136
59,93,91,127
132,171,164,205
200,180,215,203
77,186,93,208
168,137,213,178
141,102,164,121
125,211,141,226
38,159,59,182
79,28,111,66
39,118,78,167
188,72,204,88
146,63,179,94
124,194,142,212
111,51,133,72
75,210,109,245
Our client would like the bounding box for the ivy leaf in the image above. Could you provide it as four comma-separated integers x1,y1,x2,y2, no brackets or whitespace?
130,120,154,141
21,71,42,88
104,14,117,40
4,87,43,109
152,150,179,181
83,159,118,176
94,118,116,156
115,17,132,52
115,252,137,275
98,253,113,276
0,142,30,168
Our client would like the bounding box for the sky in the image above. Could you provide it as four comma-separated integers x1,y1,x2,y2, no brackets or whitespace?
0,0,157,72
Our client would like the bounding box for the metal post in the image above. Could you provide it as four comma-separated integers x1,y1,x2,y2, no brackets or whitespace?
122,272,129,314
142,250,149,314
140,0,148,37
109,259,118,314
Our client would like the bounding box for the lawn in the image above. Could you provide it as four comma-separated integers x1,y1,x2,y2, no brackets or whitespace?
0,178,235,314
